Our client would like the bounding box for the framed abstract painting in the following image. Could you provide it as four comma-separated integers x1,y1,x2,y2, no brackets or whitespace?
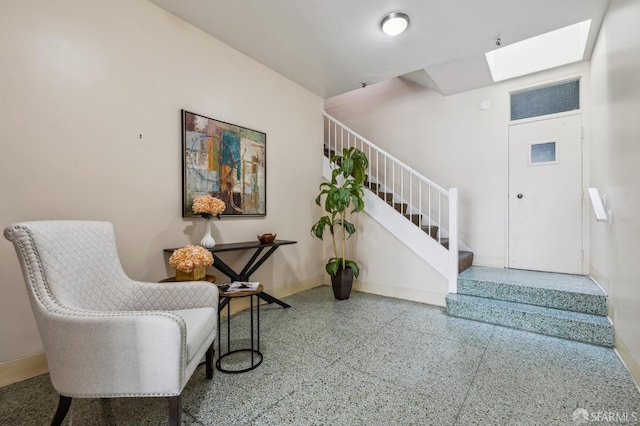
182,110,266,217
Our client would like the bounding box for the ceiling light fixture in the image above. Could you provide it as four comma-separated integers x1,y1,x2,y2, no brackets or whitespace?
380,12,410,36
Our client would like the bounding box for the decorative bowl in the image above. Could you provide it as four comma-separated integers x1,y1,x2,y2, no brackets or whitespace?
258,233,276,244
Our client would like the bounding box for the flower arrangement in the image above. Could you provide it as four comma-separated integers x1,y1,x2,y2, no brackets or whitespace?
192,195,226,219
169,245,214,272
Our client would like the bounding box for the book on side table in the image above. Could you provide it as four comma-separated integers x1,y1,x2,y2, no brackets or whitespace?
217,281,260,293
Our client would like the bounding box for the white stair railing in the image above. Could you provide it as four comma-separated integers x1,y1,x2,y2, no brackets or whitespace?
324,112,459,293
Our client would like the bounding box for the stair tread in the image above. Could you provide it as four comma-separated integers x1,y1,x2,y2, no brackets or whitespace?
459,266,605,296
446,293,611,326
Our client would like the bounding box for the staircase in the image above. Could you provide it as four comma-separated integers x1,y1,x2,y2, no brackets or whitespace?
322,139,473,276
446,266,614,347
362,178,473,273
323,112,475,291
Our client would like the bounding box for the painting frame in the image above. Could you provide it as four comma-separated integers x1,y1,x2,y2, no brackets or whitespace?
182,110,267,217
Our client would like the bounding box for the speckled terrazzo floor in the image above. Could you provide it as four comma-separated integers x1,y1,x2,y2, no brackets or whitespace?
1,286,639,425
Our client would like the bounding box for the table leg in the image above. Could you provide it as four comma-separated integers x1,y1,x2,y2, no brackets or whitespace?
215,294,263,373
210,251,291,308
258,292,291,308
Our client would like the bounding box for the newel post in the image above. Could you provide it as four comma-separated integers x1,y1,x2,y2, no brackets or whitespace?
448,188,458,293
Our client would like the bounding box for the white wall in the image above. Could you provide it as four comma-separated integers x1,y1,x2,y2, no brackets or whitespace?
589,0,640,381
326,62,590,269
352,211,449,306
0,0,323,366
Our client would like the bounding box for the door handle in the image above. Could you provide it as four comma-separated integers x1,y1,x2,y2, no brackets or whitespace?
517,193,524,199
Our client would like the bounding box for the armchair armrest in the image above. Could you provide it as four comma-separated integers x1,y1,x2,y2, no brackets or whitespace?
132,280,218,311
41,308,188,397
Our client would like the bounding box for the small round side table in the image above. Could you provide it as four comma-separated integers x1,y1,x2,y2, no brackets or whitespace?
159,275,217,284
216,284,264,374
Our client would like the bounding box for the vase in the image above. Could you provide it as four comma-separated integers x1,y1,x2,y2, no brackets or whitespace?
175,266,206,281
200,219,216,248
330,267,354,300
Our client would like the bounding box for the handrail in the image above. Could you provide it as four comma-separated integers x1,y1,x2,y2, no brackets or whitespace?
323,112,448,194
323,112,459,293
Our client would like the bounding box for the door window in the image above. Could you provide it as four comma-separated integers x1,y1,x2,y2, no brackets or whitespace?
530,141,557,165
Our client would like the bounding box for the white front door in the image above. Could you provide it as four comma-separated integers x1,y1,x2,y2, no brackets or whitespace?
508,114,583,274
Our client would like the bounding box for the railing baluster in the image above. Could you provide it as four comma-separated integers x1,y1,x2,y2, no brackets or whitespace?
384,156,387,200
419,180,422,233
438,192,442,238
409,174,413,226
428,185,432,239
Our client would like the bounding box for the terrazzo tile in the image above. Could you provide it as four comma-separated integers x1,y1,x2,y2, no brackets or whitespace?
69,396,202,425
1,286,638,426
274,285,335,310
390,301,498,348
446,293,614,346
341,326,485,401
458,266,607,315
489,328,634,382
181,367,281,426
319,290,412,324
0,374,61,426
459,266,605,295
260,307,384,361
455,328,640,425
251,363,459,426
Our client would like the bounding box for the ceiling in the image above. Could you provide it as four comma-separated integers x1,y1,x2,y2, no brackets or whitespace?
146,0,610,98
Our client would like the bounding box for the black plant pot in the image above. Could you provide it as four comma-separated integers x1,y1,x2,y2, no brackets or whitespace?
331,267,354,300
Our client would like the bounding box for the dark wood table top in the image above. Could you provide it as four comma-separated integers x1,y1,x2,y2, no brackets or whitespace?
164,239,296,254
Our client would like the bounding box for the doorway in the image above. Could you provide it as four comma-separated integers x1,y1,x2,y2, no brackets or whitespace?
508,113,584,274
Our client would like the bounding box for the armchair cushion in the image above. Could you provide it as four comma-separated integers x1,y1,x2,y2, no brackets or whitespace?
171,307,216,363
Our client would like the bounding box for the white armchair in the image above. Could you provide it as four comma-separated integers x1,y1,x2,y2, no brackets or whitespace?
4,221,218,425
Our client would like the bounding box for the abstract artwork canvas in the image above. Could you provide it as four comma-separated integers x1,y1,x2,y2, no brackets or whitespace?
182,110,266,217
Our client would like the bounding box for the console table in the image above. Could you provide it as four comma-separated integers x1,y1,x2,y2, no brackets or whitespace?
164,239,296,309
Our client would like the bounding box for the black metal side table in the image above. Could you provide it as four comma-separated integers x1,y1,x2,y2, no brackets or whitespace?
216,284,264,373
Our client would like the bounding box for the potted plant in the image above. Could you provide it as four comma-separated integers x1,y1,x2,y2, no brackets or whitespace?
311,147,368,299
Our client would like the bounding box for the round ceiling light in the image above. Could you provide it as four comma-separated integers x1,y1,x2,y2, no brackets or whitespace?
380,12,410,36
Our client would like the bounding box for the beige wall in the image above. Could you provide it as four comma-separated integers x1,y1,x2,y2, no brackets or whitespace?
589,0,640,381
325,63,590,269
0,0,324,366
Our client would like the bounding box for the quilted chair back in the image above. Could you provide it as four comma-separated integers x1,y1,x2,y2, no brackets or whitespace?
4,221,135,314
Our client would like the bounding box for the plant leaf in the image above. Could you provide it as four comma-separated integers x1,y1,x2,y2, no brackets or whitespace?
344,259,360,278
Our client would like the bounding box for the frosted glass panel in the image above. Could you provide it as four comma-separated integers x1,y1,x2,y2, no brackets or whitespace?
531,142,556,164
511,79,579,120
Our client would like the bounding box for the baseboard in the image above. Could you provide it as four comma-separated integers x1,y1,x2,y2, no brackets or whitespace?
351,280,446,307
0,353,48,388
471,256,504,268
614,334,640,392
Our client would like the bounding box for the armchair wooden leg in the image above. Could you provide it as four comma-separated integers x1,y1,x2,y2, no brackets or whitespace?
206,343,214,379
51,395,72,426
169,395,181,426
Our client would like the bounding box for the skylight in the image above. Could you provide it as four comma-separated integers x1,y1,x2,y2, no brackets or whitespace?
485,20,591,82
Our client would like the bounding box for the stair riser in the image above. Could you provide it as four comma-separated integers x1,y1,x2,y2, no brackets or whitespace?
404,214,421,227
446,297,614,347
392,202,407,214
365,182,379,192
421,226,438,239
378,192,393,202
457,280,607,316
458,252,473,273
